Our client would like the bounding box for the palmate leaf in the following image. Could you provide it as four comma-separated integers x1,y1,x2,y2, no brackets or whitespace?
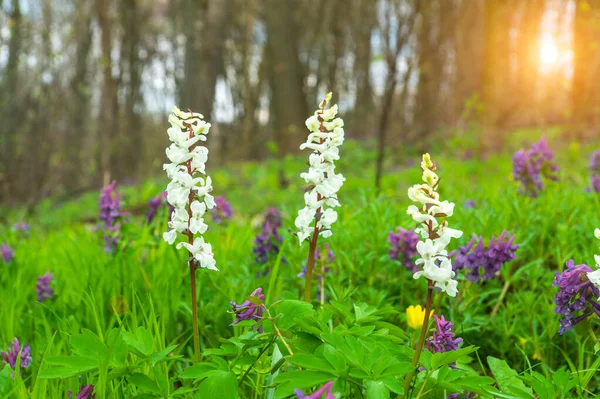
487,356,534,398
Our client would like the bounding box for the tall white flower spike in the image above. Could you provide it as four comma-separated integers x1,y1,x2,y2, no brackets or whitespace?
163,106,217,271
295,92,346,245
408,154,462,297
586,228,600,292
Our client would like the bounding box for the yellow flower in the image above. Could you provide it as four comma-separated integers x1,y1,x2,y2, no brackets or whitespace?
406,305,433,329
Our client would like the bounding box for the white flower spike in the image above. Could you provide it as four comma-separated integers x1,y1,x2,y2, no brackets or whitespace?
295,92,345,244
163,106,217,271
408,154,462,297
586,228,600,293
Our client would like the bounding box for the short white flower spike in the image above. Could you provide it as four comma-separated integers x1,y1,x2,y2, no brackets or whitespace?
295,92,345,244
163,106,217,271
408,154,462,297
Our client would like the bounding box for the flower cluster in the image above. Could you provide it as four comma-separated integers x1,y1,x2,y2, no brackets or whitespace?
295,381,335,399
426,315,463,353
253,218,285,276
553,259,600,334
590,150,600,193
451,231,519,282
99,180,128,253
2,243,13,264
512,137,560,197
295,92,345,244
212,195,233,224
388,227,419,273
1,338,32,370
407,154,463,297
162,106,217,271
264,208,283,228
298,243,334,301
146,191,171,223
36,272,54,302
230,288,264,332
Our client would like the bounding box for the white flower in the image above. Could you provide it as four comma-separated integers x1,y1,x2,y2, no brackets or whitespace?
163,106,217,272
409,153,462,296
296,93,344,244
596,228,600,239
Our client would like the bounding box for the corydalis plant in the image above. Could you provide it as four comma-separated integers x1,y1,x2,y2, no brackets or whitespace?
295,92,345,302
162,106,216,362
388,227,419,273
99,180,129,253
403,153,462,396
1,243,13,263
451,231,519,282
512,137,560,197
212,195,233,224
407,154,463,297
36,272,54,302
1,338,32,370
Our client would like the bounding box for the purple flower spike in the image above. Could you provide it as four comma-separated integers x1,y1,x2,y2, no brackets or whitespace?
388,228,419,273
212,195,233,224
512,137,560,197
264,208,283,228
230,288,265,332
253,219,286,276
1,338,32,370
427,315,463,353
553,260,600,334
295,381,335,399
1,243,14,264
36,272,54,302
451,231,519,282
590,150,600,193
463,200,476,209
146,191,171,223
99,180,129,253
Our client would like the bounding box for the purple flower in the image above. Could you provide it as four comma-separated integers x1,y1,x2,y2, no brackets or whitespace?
388,228,419,273
1,338,32,370
99,181,129,253
253,221,286,276
1,243,13,263
295,381,335,399
212,195,233,224
68,385,95,399
264,208,283,228
146,191,172,223
451,231,519,282
230,288,265,332
11,222,30,234
592,175,600,193
512,137,560,197
427,315,463,353
36,272,54,302
463,200,476,209
553,260,600,335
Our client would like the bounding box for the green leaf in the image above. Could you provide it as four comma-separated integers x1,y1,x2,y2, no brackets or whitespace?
195,370,238,399
70,329,107,360
151,345,178,367
38,356,98,378
179,363,218,379
274,371,335,399
365,380,390,399
431,346,478,370
275,300,315,330
122,327,154,358
487,356,533,398
288,354,332,373
129,373,160,395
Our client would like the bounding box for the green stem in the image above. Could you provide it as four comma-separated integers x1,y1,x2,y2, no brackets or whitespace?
190,263,200,362
303,226,320,302
402,280,434,398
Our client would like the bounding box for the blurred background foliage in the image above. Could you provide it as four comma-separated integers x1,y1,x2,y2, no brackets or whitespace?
0,0,599,205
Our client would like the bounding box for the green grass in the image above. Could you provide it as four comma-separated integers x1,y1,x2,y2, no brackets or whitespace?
1,137,600,398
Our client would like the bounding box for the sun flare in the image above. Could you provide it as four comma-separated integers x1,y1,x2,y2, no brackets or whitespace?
540,35,559,66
